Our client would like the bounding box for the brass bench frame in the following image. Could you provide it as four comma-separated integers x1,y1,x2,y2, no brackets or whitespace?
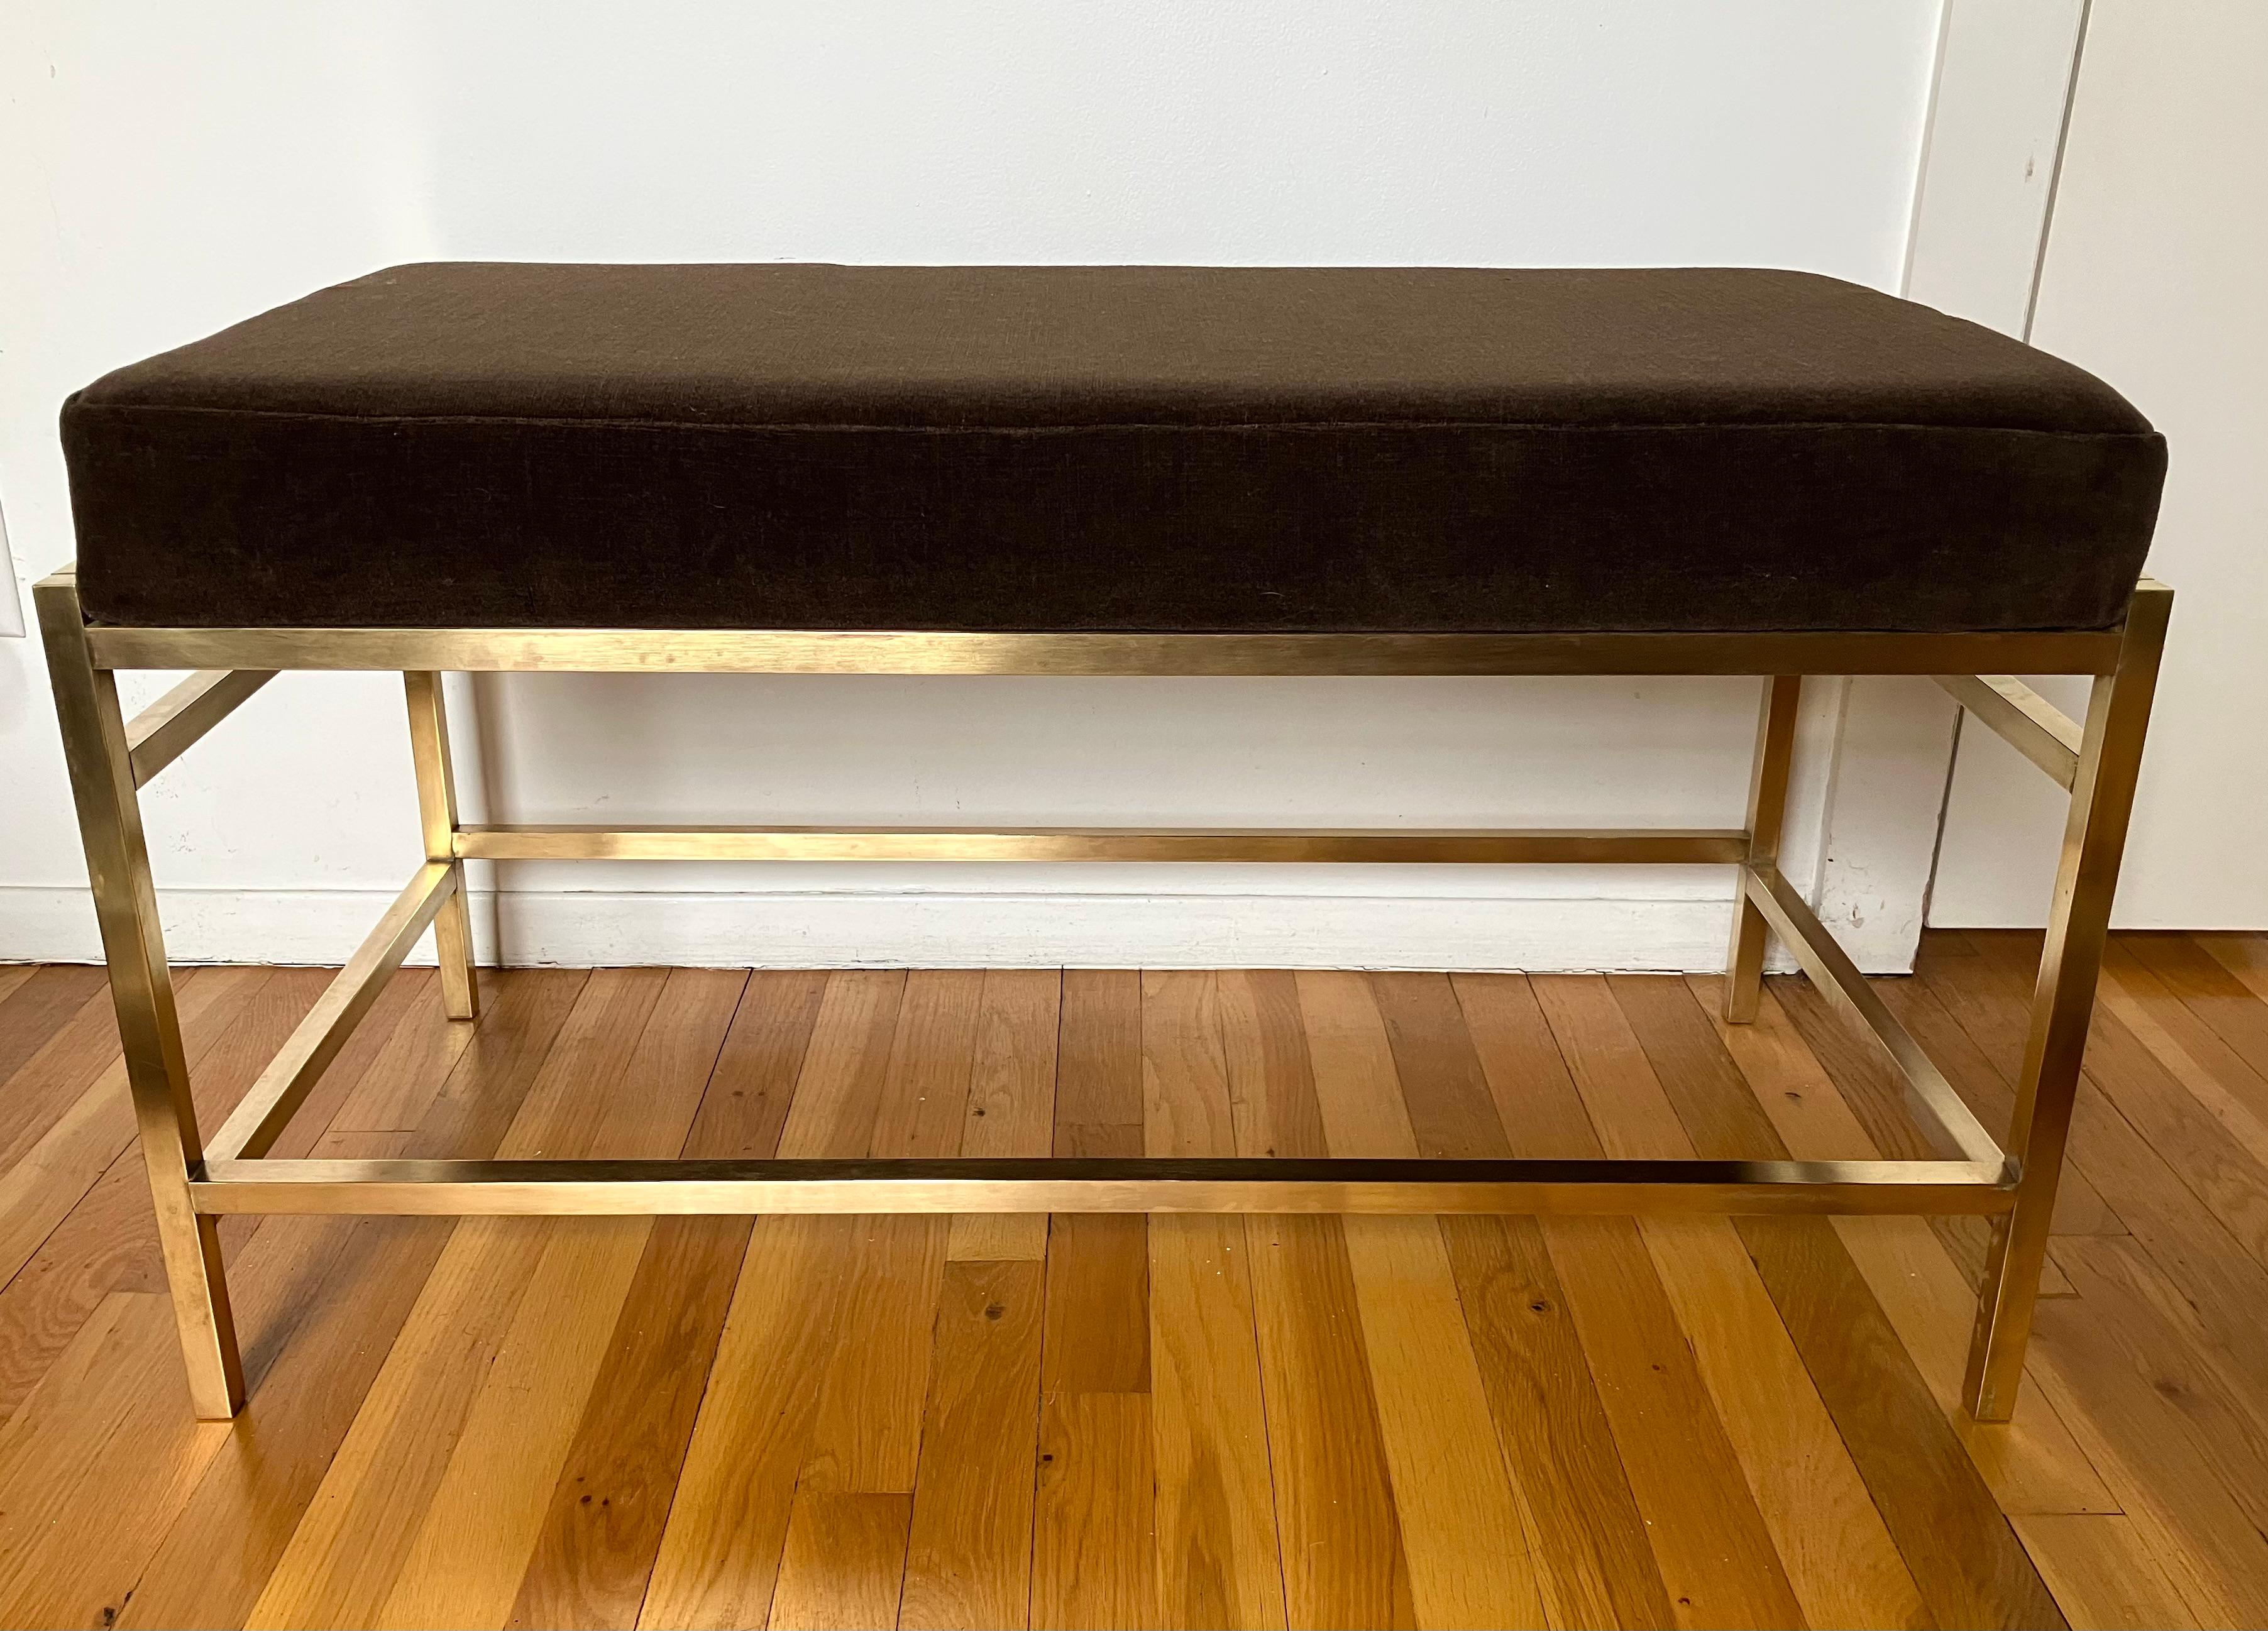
36,566,2171,1423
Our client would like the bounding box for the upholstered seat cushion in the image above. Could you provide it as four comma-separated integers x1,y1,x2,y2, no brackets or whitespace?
62,263,2164,632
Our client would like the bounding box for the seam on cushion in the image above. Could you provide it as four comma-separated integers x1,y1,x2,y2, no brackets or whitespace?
64,402,2161,441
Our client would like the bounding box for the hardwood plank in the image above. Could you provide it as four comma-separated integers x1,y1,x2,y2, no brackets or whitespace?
799,973,972,1502
0,1153,157,1420
1245,1212,1411,1628
1053,970,1143,1152
1142,970,1285,1631
1218,969,1329,1161
1441,972,1800,1629
121,972,586,1631
675,970,832,1160
2052,1236,2268,1537
641,972,912,1630
2123,932,2268,1096
328,972,480,1131
636,1216,851,1631
1621,973,2069,1630
1568,975,1930,1631
796,1214,950,1495
900,1259,1046,1630
2029,1241,2268,1626
504,1215,751,1631
0,1111,408,1628
1695,975,2117,1516
1043,972,1147,1396
768,1492,911,1631
1145,1210,1285,1631
1031,968,1152,1631
0,969,329,1417
1942,936,2268,1387
0,969,33,1011
1871,972,2125,1235
1221,970,1409,1629
0,967,136,1170
771,970,908,1161
2053,979,2268,1276
1142,971,1236,1161
1436,973,1678,1630
377,970,742,1629
2106,941,2268,1136
247,968,671,1630
0,965,106,1092
379,1216,659,1630
19,942,2268,1630
1368,971,1512,1159
2193,931,2268,1007
0,969,264,1292
2013,1514,2212,1631
0,1292,233,1624
1040,1214,1148,1396
1296,970,1543,1630
506,972,820,1631
2098,943,2268,1227
1032,1392,1159,1631
1771,970,2060,1293
215,967,436,1258
949,969,1061,1261
871,969,986,1165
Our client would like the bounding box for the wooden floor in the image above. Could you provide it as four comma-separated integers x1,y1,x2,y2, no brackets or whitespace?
0,936,2266,1627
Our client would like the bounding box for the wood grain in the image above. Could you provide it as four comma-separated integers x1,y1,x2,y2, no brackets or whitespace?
1693,977,2119,1515
1611,973,2060,1631
507,970,819,1631
768,1491,911,1631
247,968,671,1630
0,943,2262,1628
641,971,911,1630
2013,1513,2212,1631
900,1259,1047,1630
1297,970,1543,1630
1142,970,1285,1631
1032,1392,1159,1631
949,969,1062,1262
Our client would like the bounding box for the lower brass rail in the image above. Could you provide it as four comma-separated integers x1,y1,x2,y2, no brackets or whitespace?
190,1155,2015,1216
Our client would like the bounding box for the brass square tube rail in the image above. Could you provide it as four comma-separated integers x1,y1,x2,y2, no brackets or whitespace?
35,565,2171,1425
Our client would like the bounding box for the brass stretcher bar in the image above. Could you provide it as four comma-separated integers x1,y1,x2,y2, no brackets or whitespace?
35,566,2172,1427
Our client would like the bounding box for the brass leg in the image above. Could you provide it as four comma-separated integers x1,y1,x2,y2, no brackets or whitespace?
404,671,479,1019
35,576,245,1419
1724,674,1802,1022
1964,584,2172,1420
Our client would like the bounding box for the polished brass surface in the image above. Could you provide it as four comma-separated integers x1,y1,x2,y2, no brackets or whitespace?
123,668,276,788
1724,674,1802,1023
33,563,2167,1425
202,863,459,1163
1964,579,2173,1420
455,823,1751,865
1742,861,2005,1168
1935,673,2084,789
404,672,480,1019
35,574,244,1419
187,1155,2014,1217
82,622,2125,678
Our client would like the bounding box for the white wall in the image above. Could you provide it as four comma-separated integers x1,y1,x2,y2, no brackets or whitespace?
0,1,1958,970
1927,0,2268,929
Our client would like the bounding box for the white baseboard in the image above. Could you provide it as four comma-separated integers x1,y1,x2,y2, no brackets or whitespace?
0,884,1883,973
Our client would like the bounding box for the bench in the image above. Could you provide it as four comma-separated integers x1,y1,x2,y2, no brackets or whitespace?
38,263,2171,1423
